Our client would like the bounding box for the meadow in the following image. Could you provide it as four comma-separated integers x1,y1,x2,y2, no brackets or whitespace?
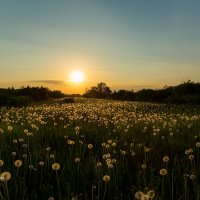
0,98,200,200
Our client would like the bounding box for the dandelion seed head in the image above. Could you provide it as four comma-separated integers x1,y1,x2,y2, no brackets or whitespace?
0,171,11,182
14,160,22,167
52,163,60,171
103,175,110,182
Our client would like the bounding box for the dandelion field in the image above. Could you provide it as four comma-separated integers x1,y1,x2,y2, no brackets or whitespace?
1,99,200,200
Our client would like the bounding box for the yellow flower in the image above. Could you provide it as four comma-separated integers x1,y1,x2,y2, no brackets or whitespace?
14,160,22,167
103,175,110,182
52,163,60,171
0,171,11,182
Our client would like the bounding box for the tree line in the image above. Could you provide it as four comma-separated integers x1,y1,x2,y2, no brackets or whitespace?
1,80,200,107
0,86,65,107
83,81,200,105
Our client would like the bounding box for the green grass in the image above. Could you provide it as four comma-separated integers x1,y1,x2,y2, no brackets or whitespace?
0,99,200,199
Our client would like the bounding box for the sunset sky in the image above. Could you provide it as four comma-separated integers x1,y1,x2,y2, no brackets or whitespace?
0,0,200,94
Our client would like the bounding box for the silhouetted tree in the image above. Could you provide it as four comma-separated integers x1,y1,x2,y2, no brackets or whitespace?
83,82,112,98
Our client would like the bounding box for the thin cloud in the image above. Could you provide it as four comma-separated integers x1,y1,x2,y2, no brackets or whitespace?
30,80,66,85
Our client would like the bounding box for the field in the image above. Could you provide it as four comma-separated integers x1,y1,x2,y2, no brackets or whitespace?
0,98,200,200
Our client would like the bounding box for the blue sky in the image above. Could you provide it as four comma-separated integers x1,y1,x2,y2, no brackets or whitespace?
0,0,200,93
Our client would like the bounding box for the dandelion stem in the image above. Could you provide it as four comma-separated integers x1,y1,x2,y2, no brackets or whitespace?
103,183,107,200
171,170,174,200
56,171,61,200
184,179,187,200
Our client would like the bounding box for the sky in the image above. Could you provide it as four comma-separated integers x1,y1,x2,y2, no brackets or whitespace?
0,0,200,94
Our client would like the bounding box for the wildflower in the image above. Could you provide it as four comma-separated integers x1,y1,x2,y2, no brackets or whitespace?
22,144,28,148
39,161,44,166
142,194,150,200
121,150,126,155
189,148,194,154
12,152,17,156
144,147,150,153
0,160,4,167
0,172,11,182
22,154,27,159
52,163,60,171
18,138,24,143
112,142,117,147
97,162,102,167
142,164,146,170
26,132,33,136
131,152,136,156
190,174,196,180
103,175,110,182
14,160,22,167
102,143,106,147
13,139,17,144
183,174,189,179
189,155,194,160
153,132,157,136
159,168,167,176
7,126,13,131
135,191,144,200
87,144,93,149
48,197,55,200
46,147,51,151
163,156,169,163
196,142,200,148
185,150,190,155
75,158,80,163
108,163,113,168
29,165,34,170
147,190,155,199
111,159,116,164
49,154,55,159
24,129,28,133
105,158,111,163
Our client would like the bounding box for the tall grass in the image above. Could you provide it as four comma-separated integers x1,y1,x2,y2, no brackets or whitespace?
0,99,200,199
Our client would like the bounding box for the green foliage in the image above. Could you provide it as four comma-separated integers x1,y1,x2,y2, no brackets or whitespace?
83,82,112,99
0,86,65,107
83,81,200,105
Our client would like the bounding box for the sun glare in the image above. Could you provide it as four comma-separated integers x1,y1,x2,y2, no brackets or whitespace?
70,70,85,83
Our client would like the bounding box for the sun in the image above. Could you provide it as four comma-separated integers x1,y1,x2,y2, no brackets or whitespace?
70,70,85,83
